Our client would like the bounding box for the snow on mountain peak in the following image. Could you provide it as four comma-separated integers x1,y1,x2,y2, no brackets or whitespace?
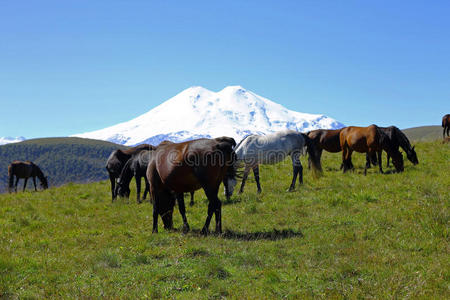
74,86,345,145
0,136,26,145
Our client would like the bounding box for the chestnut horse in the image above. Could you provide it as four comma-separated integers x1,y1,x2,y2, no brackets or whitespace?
307,128,344,168
443,114,450,139
106,144,155,201
147,137,237,235
8,161,48,192
340,125,404,175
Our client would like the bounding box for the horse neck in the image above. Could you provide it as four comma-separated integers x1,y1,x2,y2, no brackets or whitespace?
33,166,45,181
395,129,413,154
118,159,135,186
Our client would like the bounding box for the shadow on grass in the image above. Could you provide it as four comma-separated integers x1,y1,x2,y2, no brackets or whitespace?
183,228,304,241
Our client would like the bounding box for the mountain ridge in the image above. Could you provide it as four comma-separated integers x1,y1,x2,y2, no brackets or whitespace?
74,86,345,145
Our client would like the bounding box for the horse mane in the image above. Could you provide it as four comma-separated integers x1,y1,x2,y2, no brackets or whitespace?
390,126,413,154
234,135,254,151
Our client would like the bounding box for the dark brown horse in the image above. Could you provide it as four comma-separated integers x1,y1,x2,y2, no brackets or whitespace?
365,126,418,167
106,144,155,201
147,137,237,235
340,125,404,175
8,161,48,192
307,128,344,168
443,114,450,139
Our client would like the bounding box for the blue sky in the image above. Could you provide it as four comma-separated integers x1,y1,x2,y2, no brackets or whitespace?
1,1,449,138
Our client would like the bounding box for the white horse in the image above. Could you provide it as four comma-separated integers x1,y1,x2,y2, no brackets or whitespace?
229,130,322,195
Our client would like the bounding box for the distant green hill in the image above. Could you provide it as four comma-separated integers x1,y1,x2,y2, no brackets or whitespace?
0,137,126,193
402,125,443,142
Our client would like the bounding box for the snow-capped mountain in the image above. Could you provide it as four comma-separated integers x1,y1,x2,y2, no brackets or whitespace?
0,136,26,145
74,86,344,145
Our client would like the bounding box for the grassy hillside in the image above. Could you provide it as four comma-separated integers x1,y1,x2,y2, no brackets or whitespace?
0,137,125,193
402,125,443,142
0,141,448,298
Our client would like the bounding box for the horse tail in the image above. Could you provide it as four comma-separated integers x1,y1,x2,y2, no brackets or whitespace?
8,165,14,192
301,133,323,177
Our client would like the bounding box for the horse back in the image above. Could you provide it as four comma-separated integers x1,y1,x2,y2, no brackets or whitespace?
341,125,381,152
154,139,232,193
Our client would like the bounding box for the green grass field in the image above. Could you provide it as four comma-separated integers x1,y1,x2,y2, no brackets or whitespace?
0,141,448,299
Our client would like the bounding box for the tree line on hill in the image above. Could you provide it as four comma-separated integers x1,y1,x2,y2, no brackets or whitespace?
0,138,126,193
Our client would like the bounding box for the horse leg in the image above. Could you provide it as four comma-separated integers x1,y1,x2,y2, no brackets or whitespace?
289,152,302,191
239,165,251,194
189,191,195,206
342,147,352,173
386,152,390,167
253,165,262,194
109,174,116,202
23,178,28,192
201,188,221,235
377,151,384,174
365,153,371,171
32,176,37,191
152,198,159,233
14,177,19,192
176,193,190,233
143,178,150,201
135,175,141,204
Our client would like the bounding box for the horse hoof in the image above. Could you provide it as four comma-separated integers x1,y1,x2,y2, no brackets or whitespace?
152,229,158,234
189,202,194,207
200,228,209,236
182,224,190,233
257,189,262,194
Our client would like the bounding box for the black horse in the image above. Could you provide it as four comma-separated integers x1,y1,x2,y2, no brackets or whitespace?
366,126,418,168
115,149,153,203
106,144,155,201
8,161,48,192
443,114,450,139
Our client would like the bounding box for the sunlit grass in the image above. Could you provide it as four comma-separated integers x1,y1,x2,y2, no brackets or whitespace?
0,141,448,298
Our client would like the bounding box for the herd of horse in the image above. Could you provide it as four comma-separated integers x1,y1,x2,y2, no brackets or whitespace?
105,124,421,234
7,114,450,235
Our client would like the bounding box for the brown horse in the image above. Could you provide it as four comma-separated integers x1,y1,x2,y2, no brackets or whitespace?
8,161,48,192
442,114,450,139
147,137,237,235
106,144,155,201
307,128,344,168
340,125,404,175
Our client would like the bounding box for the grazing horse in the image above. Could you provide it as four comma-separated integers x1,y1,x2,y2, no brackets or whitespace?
147,138,237,235
106,144,154,202
365,126,418,167
340,125,404,175
230,130,322,195
115,149,196,204
115,149,153,203
307,128,344,168
8,161,48,192
443,114,450,139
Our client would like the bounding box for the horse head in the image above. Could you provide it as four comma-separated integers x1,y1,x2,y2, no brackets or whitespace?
407,146,419,165
40,176,49,189
391,151,404,172
115,179,130,198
